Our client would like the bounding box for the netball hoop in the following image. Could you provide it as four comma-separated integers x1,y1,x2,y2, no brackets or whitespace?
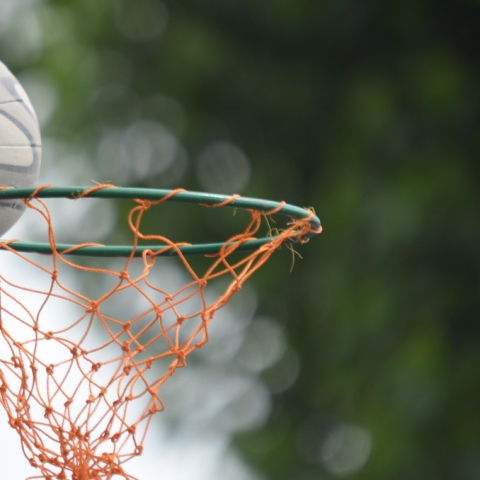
0,184,321,480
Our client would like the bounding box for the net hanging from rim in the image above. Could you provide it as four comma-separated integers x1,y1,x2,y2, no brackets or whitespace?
0,184,321,480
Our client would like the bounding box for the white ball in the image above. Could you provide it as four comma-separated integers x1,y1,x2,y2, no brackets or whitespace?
0,60,42,237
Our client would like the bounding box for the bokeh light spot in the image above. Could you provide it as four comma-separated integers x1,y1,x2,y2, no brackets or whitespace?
114,0,168,42
237,316,286,373
321,424,372,476
96,120,185,185
0,6,43,62
17,72,58,128
196,141,251,194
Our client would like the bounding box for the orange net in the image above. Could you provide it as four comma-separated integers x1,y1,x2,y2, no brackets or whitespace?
0,185,320,480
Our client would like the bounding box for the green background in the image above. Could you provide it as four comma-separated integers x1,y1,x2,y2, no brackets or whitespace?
1,1,479,479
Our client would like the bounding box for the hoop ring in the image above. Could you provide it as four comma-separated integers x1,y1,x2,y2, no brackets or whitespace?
0,186,321,257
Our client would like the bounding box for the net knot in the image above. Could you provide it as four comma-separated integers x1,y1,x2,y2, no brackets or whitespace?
91,362,101,372
69,425,84,440
51,268,59,281
87,301,99,314
149,404,162,414
175,350,186,363
135,199,154,211
16,396,29,413
8,418,19,428
12,356,22,368
118,269,130,281
70,346,82,358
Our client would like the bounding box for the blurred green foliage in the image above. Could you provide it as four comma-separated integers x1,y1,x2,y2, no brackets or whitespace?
2,0,480,478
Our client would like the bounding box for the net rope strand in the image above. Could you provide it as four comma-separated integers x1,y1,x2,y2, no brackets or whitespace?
0,185,321,480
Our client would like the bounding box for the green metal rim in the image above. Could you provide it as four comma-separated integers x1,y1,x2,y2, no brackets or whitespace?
0,186,321,257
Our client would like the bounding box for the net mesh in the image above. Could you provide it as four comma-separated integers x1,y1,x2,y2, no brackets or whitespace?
0,185,320,480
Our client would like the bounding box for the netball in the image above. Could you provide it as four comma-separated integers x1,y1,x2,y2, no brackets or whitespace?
0,60,41,236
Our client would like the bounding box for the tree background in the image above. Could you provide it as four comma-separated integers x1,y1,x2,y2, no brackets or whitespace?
1,0,479,479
